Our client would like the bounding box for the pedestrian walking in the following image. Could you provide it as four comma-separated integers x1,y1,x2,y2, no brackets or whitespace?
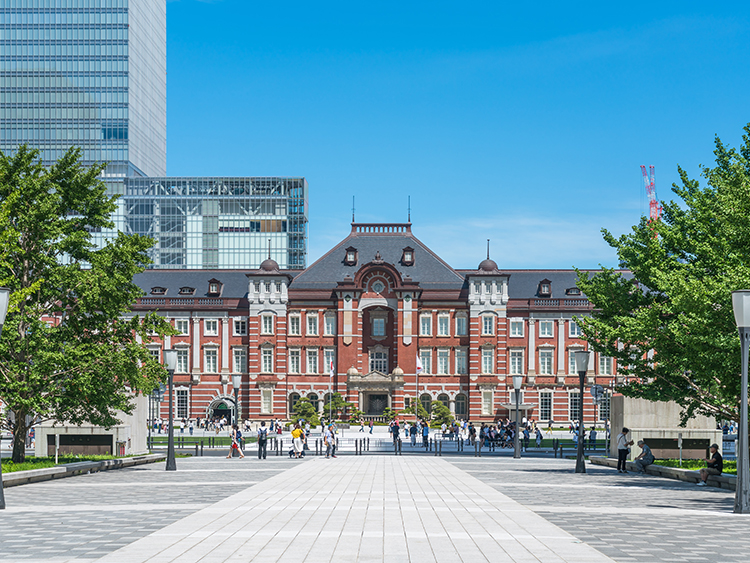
188,420,194,436
616,427,633,473
422,422,429,447
325,424,337,458
535,427,542,449
291,423,304,459
410,423,417,446
257,421,268,459
589,426,597,449
369,421,374,434
359,418,365,432
226,424,245,459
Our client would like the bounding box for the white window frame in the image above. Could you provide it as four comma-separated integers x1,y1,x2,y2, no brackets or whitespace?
324,314,336,336
306,348,319,374
175,319,189,336
455,314,468,336
420,315,432,336
569,350,578,375
176,349,189,373
539,320,553,338
288,349,301,374
599,355,613,376
372,317,386,337
539,349,554,375
482,315,494,336
437,315,450,337
233,319,247,336
369,349,388,373
261,388,273,414
481,390,493,416
539,391,553,421
261,314,274,335
288,315,301,336
261,348,273,373
176,388,188,419
598,394,611,421
324,349,335,373
509,318,524,337
233,348,246,373
419,349,432,375
569,392,581,421
510,389,524,404
204,348,218,373
437,349,449,374
569,320,581,338
204,319,218,336
455,348,467,374
306,313,318,336
481,348,494,374
509,350,524,375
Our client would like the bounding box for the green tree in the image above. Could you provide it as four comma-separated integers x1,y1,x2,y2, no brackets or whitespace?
291,397,320,427
400,400,429,420
576,124,750,424
431,401,454,427
322,392,354,422
0,146,174,462
381,407,397,422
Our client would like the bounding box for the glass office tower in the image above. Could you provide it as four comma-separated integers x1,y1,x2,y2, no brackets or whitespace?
95,177,309,269
0,0,166,177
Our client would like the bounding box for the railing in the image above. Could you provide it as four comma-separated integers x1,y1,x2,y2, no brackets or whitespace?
351,223,411,234
137,297,224,307
531,298,590,308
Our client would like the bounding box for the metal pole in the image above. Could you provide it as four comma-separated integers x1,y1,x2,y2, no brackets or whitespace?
736,327,750,513
148,394,152,451
166,371,177,471
415,371,419,425
514,390,521,459
0,431,4,509
575,370,586,473
234,387,239,426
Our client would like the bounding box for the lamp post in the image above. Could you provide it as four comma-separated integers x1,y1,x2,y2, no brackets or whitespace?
163,349,178,471
0,287,11,510
513,375,523,459
732,290,750,513
574,350,591,474
232,373,241,458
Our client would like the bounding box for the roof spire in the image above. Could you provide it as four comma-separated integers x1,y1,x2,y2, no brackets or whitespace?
352,196,355,223
408,195,411,223
487,239,490,260
268,238,271,260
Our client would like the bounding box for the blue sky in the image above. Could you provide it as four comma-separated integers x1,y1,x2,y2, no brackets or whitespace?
165,1,750,269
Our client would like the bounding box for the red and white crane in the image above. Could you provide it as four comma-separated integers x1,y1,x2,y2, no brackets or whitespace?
640,165,662,221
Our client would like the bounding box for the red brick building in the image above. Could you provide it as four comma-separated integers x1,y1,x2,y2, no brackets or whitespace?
133,223,620,425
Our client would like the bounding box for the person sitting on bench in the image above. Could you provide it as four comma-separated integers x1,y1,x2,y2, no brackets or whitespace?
697,444,723,486
634,440,655,473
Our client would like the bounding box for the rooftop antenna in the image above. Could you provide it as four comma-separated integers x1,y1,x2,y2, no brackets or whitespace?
487,239,490,260
408,195,411,223
267,238,271,260
352,196,355,223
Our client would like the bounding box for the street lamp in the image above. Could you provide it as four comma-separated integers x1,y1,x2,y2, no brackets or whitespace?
731,290,750,513
232,373,241,458
163,349,178,472
513,375,523,459
0,287,11,510
574,350,591,474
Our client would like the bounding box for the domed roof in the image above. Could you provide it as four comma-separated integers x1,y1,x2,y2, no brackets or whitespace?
346,366,360,376
478,258,498,272
392,366,404,376
259,257,279,272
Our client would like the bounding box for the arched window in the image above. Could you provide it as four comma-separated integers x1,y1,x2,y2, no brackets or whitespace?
308,393,319,411
455,394,467,417
437,393,449,407
289,392,301,414
420,393,432,415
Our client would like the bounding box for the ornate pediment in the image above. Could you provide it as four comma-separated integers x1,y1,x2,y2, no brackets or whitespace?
347,370,405,391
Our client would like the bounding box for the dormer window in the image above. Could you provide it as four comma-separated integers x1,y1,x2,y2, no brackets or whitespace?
344,246,358,266
401,246,414,266
151,287,166,295
179,287,195,296
538,279,552,297
207,278,222,296
566,287,581,296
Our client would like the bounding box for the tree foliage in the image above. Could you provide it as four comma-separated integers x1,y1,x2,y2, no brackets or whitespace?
321,392,354,422
400,400,429,421
576,125,750,424
0,146,174,462
431,401,454,427
291,397,320,427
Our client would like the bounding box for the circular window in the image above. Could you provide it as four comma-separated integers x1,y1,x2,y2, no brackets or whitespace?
372,281,385,294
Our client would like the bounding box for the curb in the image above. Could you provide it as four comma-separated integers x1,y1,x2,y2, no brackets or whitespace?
1,453,167,487
589,456,736,491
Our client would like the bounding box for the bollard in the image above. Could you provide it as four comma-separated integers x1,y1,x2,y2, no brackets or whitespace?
434,438,438,456
367,437,370,451
356,439,359,455
394,439,398,455
200,440,204,456
398,439,402,455
439,440,442,457
195,443,198,457
474,441,478,457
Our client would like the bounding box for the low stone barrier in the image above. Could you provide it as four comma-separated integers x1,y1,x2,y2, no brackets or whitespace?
2,453,166,488
589,456,736,491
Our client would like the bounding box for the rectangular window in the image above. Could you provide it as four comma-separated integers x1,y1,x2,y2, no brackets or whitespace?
481,348,494,374
599,355,613,375
149,349,160,362
233,319,247,336
437,316,450,337
261,389,273,414
204,349,218,373
289,316,301,336
420,350,432,375
176,389,188,419
539,392,552,420
510,389,524,404
175,319,189,335
373,318,385,337
289,350,301,374
482,316,494,336
509,350,523,375
324,349,335,373
569,392,581,421
307,349,318,374
569,351,578,374
455,316,467,336
455,348,467,374
539,349,554,375
510,318,524,337
481,391,493,416
261,348,273,373
307,314,318,336
261,315,274,335
437,349,449,374
204,319,218,336
233,349,246,373
539,320,553,338
370,350,388,373
420,315,432,336
324,315,336,336
176,350,189,373
598,394,611,421
569,320,581,338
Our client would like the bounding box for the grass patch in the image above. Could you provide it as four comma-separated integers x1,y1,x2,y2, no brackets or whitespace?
1,454,140,474
653,459,737,475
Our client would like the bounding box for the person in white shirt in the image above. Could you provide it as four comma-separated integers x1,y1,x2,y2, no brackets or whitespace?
616,427,634,473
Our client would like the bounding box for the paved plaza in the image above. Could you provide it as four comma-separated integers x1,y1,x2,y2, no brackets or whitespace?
0,450,748,562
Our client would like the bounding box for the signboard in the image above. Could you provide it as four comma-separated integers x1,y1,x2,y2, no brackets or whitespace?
590,384,604,403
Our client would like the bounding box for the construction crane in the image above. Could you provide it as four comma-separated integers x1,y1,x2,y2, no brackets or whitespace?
640,165,662,222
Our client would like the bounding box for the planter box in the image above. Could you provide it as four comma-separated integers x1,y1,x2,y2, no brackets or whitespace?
589,456,736,490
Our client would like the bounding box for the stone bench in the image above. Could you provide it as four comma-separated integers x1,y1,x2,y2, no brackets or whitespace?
589,456,736,490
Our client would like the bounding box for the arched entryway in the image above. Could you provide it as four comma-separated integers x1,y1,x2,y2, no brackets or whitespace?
207,397,237,424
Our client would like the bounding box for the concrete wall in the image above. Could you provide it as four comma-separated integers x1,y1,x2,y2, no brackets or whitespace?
35,393,148,457
609,394,722,460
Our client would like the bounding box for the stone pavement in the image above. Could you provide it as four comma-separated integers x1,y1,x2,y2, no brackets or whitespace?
1,452,749,562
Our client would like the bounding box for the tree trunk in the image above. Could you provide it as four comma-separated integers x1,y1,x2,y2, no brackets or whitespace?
11,412,28,463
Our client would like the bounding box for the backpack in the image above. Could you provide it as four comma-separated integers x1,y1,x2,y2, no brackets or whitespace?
236,430,242,440
258,427,267,439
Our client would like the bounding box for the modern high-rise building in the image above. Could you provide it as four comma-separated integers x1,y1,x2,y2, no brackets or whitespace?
93,176,309,269
0,0,166,177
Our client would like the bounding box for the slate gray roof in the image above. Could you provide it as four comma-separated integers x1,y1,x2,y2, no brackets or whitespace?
488,269,633,299
132,270,251,299
290,232,465,291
